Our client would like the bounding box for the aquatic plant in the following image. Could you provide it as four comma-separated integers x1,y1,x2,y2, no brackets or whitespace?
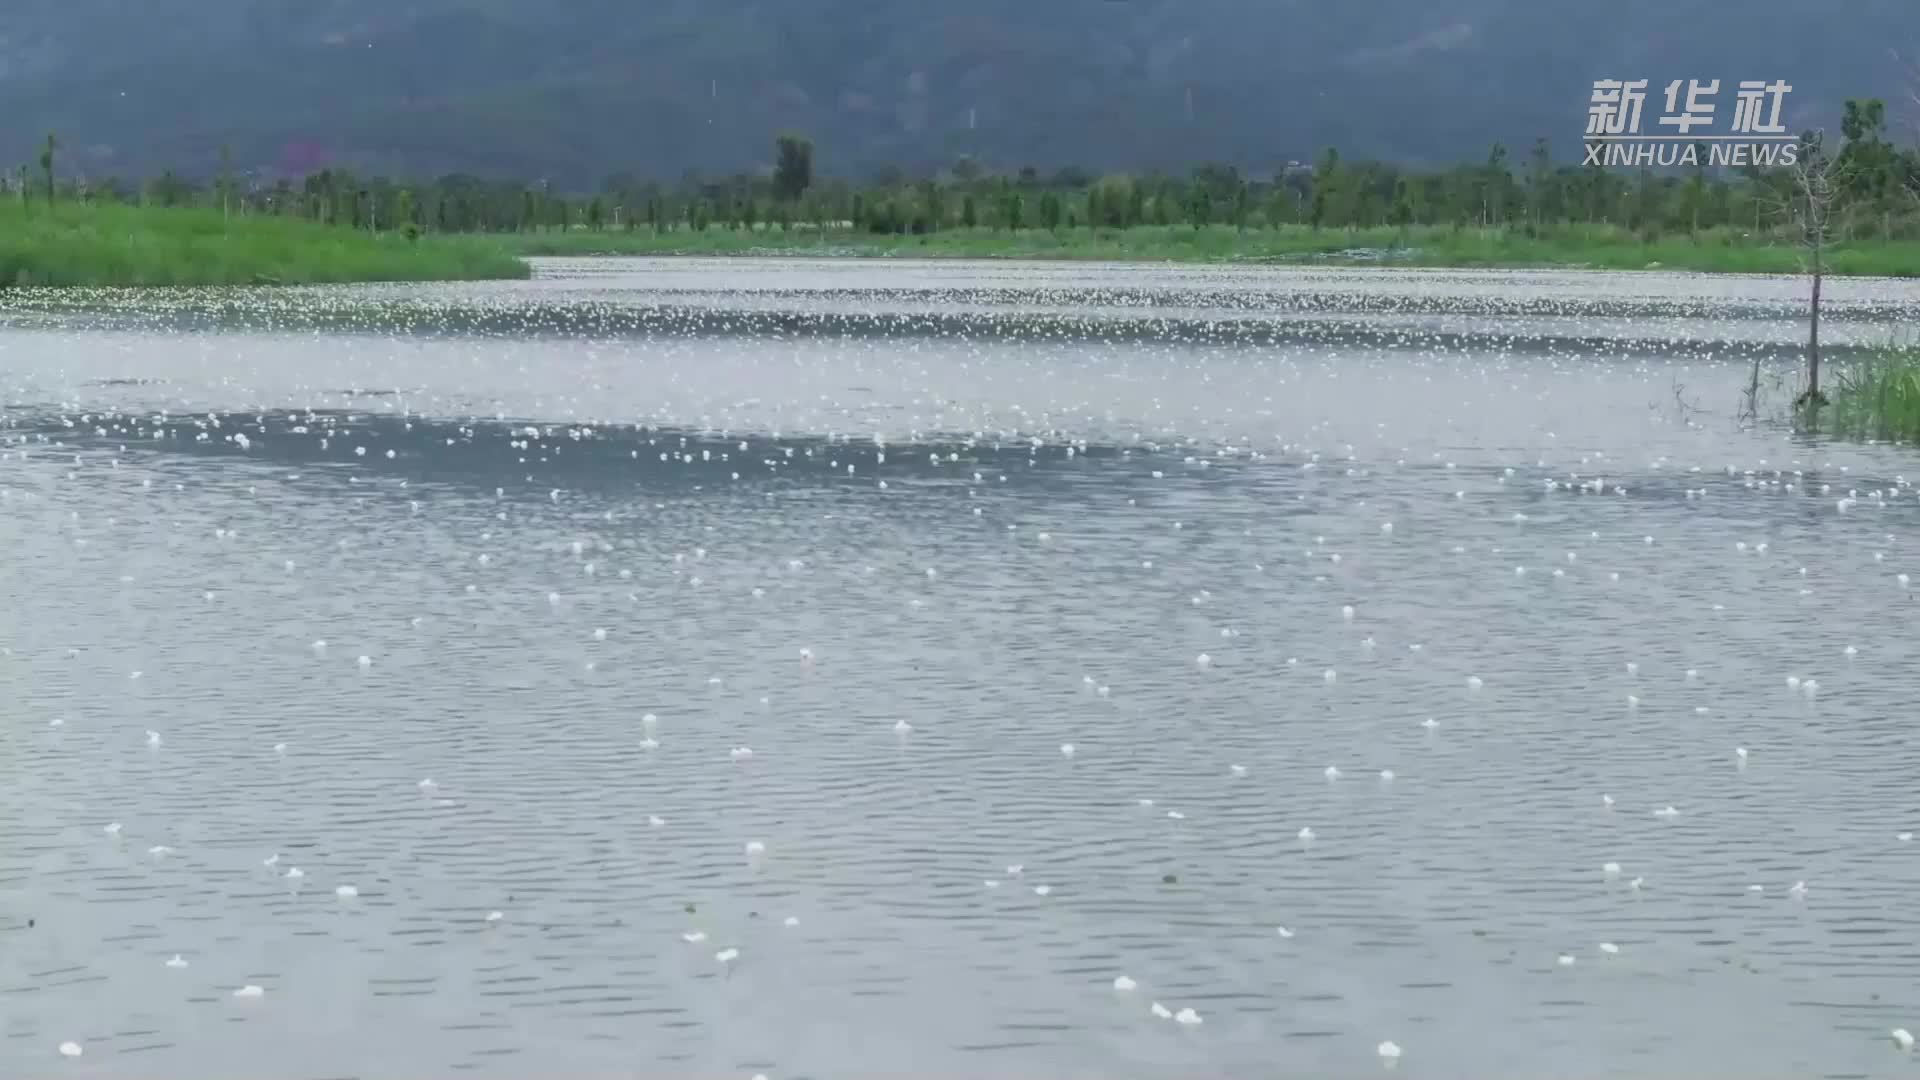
1825,339,1920,441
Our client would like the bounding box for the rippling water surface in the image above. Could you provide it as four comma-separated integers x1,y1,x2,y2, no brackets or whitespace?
4,258,1920,1080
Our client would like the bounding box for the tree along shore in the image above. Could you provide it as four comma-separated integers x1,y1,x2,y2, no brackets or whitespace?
9,98,1913,280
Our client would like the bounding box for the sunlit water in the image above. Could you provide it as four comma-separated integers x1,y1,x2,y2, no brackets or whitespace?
3,258,1920,1080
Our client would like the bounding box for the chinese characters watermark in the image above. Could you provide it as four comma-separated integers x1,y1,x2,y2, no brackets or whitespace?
1584,79,1798,167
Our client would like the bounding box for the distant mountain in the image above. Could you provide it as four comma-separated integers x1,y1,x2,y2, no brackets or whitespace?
0,0,1912,187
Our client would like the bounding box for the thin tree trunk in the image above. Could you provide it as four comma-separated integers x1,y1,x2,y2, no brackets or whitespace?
1808,257,1823,399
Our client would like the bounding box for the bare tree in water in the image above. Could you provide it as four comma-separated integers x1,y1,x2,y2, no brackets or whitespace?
1785,132,1843,414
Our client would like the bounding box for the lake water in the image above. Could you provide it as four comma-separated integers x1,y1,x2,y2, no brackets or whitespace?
3,258,1920,1080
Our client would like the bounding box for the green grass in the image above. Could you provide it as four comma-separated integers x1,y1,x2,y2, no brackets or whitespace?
1826,341,1920,441
11,206,1912,284
485,222,1920,276
0,202,529,286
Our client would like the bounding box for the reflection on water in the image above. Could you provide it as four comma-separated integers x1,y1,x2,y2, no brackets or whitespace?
2,259,1920,1080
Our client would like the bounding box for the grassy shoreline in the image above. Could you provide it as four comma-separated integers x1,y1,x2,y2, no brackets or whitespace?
0,203,528,287
8,206,1916,284
487,223,1920,277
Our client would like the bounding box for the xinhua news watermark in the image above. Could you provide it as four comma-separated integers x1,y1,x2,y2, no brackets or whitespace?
1585,79,1798,167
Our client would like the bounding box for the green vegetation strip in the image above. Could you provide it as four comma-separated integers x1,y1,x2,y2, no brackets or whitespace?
0,203,527,287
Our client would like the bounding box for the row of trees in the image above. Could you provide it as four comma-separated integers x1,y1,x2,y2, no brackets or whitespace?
13,103,1919,243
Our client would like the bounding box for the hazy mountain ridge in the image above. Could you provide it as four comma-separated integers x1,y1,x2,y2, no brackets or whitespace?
0,0,1912,186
